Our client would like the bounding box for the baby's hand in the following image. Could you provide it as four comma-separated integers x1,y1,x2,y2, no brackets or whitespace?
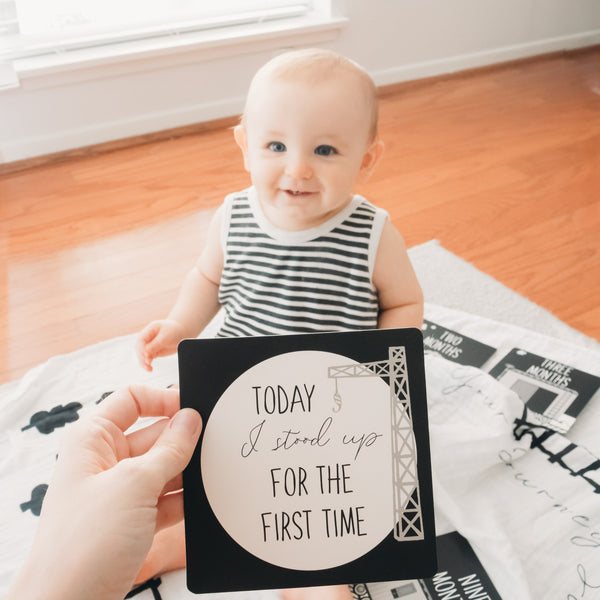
136,319,187,371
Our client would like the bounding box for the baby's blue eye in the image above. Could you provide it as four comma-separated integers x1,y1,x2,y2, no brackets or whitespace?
268,141,286,152
315,145,337,156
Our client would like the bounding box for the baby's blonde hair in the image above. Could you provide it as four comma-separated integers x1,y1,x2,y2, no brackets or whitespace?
242,48,379,142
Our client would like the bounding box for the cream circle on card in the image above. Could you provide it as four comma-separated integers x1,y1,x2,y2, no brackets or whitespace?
200,350,395,571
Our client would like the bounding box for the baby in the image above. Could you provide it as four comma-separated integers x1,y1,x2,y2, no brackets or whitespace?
137,47,423,371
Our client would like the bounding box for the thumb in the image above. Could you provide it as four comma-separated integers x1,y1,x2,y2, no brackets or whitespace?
141,409,202,494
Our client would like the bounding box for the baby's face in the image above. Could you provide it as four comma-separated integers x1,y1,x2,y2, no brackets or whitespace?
237,73,379,231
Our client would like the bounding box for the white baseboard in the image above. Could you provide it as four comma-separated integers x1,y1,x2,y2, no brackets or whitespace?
371,30,600,87
0,95,246,164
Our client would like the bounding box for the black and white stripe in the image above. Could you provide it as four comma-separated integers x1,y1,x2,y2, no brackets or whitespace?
217,191,383,337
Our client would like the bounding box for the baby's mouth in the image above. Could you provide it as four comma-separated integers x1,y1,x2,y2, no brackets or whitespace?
284,189,314,197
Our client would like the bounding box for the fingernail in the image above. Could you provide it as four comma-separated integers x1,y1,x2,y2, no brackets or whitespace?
170,408,201,435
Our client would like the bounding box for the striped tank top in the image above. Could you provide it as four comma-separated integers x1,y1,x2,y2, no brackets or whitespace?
216,187,388,337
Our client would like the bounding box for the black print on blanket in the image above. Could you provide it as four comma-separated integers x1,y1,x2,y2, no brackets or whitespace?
21,402,83,434
422,320,496,368
513,408,600,494
349,584,371,600
20,483,48,517
96,391,113,404
125,577,163,599
489,348,600,434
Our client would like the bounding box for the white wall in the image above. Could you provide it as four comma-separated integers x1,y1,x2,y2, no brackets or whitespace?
1,0,599,164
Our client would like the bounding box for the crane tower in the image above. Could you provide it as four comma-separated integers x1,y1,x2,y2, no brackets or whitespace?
328,346,424,542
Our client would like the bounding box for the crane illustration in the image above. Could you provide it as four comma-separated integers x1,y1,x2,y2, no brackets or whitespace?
328,346,424,542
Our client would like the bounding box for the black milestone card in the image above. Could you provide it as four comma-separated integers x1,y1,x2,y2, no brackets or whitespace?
178,328,437,593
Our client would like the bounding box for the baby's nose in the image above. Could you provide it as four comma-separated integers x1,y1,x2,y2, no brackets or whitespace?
285,155,312,179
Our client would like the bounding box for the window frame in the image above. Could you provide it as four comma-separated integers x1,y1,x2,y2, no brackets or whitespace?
0,1,346,91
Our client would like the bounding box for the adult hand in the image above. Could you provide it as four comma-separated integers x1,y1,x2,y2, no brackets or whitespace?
8,385,202,600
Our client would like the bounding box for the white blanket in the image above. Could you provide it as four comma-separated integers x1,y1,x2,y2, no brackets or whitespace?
427,352,600,600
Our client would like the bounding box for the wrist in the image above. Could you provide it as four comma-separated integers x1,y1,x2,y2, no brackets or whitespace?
8,555,76,600
9,541,135,600
164,317,199,340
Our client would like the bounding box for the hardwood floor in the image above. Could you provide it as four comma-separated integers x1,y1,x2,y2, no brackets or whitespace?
1,47,599,384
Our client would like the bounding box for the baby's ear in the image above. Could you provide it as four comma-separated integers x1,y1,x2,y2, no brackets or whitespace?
233,125,250,172
359,139,385,181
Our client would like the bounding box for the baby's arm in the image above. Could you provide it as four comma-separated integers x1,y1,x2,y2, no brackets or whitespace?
373,220,424,329
136,207,224,371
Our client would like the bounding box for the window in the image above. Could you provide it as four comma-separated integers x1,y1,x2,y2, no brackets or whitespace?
0,0,18,35
0,0,313,59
